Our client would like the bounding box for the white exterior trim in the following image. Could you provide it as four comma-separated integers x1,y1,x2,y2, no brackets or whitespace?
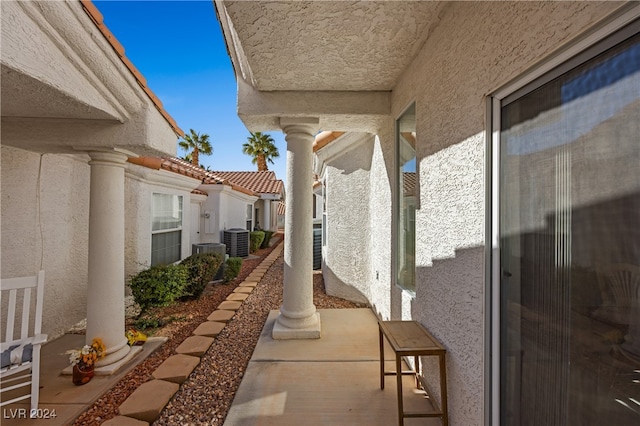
126,164,201,192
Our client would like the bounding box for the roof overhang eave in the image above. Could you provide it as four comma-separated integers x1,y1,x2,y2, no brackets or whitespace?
214,0,256,88
237,79,391,133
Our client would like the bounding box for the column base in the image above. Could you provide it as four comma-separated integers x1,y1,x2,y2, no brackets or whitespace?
62,346,141,376
95,344,135,374
272,312,321,340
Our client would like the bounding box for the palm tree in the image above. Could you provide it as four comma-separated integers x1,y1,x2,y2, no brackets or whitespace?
242,132,279,171
178,129,213,167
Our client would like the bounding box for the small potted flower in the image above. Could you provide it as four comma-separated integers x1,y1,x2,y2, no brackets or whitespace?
67,337,105,385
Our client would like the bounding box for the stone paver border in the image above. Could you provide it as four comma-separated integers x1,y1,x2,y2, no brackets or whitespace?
217,300,243,311
227,292,250,301
207,309,236,322
192,321,226,337
116,239,284,424
152,354,200,384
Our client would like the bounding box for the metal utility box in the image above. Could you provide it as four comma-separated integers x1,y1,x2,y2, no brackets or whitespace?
223,229,250,258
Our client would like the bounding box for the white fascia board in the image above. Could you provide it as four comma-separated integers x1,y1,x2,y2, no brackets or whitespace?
237,79,390,133
191,193,207,203
126,164,201,192
314,132,372,175
259,193,281,201
198,183,226,195
225,187,259,203
199,183,259,203
1,115,176,158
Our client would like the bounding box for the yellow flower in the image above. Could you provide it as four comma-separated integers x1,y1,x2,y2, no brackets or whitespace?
68,337,106,369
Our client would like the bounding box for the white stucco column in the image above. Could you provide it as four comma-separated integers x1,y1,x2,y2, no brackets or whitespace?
273,117,321,339
86,150,130,368
263,199,271,231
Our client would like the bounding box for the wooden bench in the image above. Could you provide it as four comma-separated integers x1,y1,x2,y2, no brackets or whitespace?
1,271,47,416
379,320,448,426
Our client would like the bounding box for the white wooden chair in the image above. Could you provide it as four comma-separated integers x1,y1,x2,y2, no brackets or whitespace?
1,271,47,415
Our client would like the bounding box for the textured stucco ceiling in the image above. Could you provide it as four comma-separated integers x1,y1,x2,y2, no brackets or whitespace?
223,0,443,92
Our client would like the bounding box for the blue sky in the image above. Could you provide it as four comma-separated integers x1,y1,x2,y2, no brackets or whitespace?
94,0,288,181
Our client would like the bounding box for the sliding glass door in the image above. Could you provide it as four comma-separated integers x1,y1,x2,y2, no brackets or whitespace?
496,22,639,425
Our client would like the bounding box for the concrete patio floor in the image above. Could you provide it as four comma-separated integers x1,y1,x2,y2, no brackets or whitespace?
224,308,441,426
1,333,165,425
2,309,442,426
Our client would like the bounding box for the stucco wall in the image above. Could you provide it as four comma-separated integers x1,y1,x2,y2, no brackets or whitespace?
321,133,374,304
366,130,394,319
199,185,257,244
221,188,256,235
1,146,90,340
385,3,624,425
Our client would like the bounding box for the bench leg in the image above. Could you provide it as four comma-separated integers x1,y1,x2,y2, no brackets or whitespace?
379,326,385,390
440,353,448,426
396,355,404,426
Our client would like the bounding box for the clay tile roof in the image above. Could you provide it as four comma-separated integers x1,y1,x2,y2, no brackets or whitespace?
157,158,259,197
403,172,416,196
160,157,227,184
277,201,286,216
81,0,183,136
191,188,208,196
131,157,265,197
210,171,284,195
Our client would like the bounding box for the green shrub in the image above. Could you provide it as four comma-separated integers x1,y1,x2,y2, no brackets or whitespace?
134,315,165,331
129,264,188,312
250,231,265,253
180,252,224,299
134,314,186,332
260,230,274,249
224,257,243,282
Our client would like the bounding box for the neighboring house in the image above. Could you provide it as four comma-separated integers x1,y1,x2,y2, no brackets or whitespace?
211,171,284,232
155,158,262,246
216,1,640,425
1,0,182,370
124,156,285,279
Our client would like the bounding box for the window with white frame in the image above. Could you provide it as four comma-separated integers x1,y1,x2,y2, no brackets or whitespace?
322,179,327,246
151,193,183,266
492,18,639,426
312,194,317,220
396,103,416,292
246,203,253,231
